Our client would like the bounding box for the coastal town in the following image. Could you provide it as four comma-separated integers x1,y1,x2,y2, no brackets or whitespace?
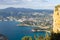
0,0,60,40
0,9,53,28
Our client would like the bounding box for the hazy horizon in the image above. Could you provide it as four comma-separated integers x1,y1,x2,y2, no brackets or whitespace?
0,0,60,9
1,7,54,10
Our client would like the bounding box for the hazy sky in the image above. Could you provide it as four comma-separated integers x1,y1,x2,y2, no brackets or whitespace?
0,0,60,9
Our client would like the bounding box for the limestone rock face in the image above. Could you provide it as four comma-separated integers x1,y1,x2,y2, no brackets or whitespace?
53,5,60,33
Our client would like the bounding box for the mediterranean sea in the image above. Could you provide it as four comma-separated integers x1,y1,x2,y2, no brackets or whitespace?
0,21,46,40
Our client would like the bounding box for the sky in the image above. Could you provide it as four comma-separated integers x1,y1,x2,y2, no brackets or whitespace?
0,0,60,9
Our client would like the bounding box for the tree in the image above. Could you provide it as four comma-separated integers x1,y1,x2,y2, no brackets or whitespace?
45,32,50,40
21,36,32,40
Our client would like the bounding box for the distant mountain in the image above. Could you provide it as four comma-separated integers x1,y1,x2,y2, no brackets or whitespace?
0,7,53,13
0,7,53,18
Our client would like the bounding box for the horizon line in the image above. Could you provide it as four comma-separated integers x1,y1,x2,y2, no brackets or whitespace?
0,7,54,10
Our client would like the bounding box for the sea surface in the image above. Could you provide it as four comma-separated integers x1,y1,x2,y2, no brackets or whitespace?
0,21,46,40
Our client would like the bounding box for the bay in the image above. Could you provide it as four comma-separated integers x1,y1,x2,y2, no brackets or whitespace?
0,21,46,40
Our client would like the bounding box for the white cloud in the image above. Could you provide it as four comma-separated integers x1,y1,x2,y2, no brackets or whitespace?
0,0,60,9
22,0,32,2
27,0,32,2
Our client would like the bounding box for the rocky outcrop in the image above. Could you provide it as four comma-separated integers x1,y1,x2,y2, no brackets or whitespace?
0,34,8,40
53,5,60,33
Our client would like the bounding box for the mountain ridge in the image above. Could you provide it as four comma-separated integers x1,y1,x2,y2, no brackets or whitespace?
0,7,53,18
0,7,53,14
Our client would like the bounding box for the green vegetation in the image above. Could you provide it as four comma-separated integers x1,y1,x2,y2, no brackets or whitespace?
21,33,51,40
45,33,50,40
51,32,60,40
21,36,32,40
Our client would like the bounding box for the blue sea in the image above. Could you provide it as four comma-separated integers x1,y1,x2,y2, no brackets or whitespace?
0,21,47,40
